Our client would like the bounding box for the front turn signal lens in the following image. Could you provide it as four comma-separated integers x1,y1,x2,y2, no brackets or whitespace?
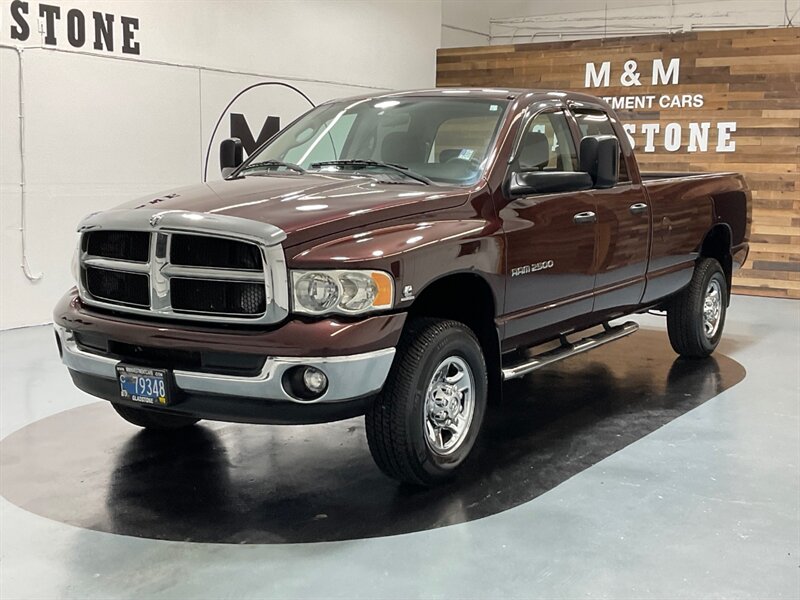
370,271,394,309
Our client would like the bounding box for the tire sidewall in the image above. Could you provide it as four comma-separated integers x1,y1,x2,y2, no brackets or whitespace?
696,263,727,352
405,326,487,478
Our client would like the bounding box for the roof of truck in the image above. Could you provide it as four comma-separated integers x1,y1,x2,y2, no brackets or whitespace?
323,87,609,107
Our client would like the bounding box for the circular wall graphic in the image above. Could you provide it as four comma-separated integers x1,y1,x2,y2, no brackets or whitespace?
203,81,315,182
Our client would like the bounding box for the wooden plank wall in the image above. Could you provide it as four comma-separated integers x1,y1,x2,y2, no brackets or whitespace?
437,28,800,299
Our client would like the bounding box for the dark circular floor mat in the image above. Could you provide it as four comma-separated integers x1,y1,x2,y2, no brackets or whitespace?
0,329,745,543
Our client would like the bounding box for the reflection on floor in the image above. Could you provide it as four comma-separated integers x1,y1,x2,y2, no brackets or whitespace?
1,330,744,543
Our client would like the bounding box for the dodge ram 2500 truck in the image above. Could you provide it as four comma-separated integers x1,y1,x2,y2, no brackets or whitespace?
54,89,751,486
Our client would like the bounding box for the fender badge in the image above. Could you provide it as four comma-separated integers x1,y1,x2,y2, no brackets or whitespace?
511,260,554,277
402,285,415,301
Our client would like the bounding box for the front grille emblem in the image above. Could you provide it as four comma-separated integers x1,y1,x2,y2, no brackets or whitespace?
149,213,163,228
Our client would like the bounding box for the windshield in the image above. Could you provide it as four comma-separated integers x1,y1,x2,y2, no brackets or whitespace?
239,96,509,185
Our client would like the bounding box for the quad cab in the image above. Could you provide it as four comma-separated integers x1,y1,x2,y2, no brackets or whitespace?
55,89,750,485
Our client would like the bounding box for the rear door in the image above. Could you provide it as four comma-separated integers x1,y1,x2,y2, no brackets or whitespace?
569,105,651,313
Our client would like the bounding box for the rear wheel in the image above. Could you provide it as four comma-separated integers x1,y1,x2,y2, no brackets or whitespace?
666,257,728,358
111,403,200,430
365,318,488,486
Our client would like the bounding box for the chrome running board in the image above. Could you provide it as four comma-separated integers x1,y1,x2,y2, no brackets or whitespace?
501,321,639,380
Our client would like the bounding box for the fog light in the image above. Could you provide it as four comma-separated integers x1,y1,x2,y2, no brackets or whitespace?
303,367,328,394
283,365,329,401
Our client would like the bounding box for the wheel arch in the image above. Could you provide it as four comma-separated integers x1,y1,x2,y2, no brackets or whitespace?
407,272,502,403
698,223,733,303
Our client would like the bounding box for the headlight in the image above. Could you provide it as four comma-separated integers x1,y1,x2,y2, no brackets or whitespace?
292,270,394,315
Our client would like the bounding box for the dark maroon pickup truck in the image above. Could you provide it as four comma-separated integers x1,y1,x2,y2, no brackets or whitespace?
54,88,750,485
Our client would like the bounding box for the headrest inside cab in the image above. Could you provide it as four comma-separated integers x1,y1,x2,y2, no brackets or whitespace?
518,131,550,170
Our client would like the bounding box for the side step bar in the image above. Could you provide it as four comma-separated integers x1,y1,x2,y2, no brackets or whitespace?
501,321,639,381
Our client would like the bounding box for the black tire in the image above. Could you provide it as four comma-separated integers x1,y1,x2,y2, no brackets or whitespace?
111,403,200,430
666,257,728,358
365,318,488,486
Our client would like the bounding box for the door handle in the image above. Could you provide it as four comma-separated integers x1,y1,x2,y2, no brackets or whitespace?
629,202,649,215
573,211,597,224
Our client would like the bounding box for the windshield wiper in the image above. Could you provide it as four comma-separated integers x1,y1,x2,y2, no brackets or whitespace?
309,159,431,185
240,160,306,174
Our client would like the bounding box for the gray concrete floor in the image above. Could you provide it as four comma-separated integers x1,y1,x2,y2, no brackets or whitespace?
1,295,798,599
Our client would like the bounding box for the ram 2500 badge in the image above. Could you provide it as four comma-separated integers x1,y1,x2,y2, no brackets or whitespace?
54,89,751,485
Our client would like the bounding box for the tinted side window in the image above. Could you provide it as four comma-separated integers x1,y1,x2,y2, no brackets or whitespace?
573,109,630,183
517,110,578,172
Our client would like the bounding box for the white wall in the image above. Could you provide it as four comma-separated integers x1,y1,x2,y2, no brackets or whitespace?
0,0,443,329
441,0,532,47
441,0,795,48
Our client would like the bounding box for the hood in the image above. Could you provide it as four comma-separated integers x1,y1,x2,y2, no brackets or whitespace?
118,173,470,247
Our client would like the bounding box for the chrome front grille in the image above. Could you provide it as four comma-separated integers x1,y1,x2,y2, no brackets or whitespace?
76,209,289,325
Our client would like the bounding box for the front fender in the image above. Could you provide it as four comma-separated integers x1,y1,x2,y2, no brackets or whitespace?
287,219,504,310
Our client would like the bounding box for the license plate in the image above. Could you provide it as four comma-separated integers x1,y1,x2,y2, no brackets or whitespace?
116,364,170,406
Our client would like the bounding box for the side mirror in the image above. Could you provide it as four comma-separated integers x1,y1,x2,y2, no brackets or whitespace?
220,137,243,178
508,171,594,197
580,135,619,189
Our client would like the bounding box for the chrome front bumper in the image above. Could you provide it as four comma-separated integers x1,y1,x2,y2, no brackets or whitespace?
54,325,396,405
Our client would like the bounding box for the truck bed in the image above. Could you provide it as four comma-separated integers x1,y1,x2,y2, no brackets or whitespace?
641,171,751,263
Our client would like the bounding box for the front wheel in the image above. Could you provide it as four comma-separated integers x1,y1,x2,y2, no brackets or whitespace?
365,318,488,486
666,257,728,358
111,403,200,430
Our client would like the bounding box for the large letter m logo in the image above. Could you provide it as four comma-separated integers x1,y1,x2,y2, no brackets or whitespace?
230,113,281,156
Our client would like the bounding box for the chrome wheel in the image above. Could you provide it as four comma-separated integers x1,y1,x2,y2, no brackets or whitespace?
703,278,723,338
423,356,475,456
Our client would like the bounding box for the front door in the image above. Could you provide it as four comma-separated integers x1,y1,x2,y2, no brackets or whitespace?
499,109,597,348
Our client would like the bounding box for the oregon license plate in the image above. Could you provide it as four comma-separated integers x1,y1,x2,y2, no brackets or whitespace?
116,364,170,406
